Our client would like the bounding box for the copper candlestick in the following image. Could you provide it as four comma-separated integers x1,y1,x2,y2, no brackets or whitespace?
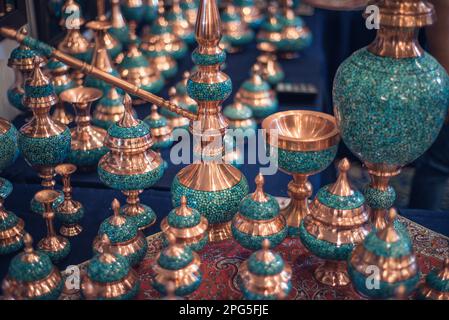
60,87,107,171
55,163,84,237
35,189,71,263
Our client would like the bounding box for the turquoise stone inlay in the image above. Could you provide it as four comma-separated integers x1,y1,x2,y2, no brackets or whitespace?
239,194,280,221
108,121,151,139
167,208,201,229
192,49,226,66
56,206,84,225
299,222,354,261
0,240,24,256
161,232,208,252
0,124,19,172
8,251,53,282
232,225,287,250
18,128,71,166
87,252,130,283
224,104,254,121
30,191,65,215
316,184,365,210
247,250,285,276
153,274,202,297
85,69,121,95
67,146,108,168
333,47,449,167
110,26,130,45
7,89,27,112
425,268,449,293
121,5,144,23
158,247,194,271
43,241,71,264
23,36,55,57
187,78,233,102
24,83,55,98
120,204,156,232
172,175,250,225
275,146,338,174
240,281,292,300
98,216,138,244
248,100,278,120
362,231,413,258
363,186,396,210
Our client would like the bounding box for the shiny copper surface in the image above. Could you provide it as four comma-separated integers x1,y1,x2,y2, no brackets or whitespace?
55,163,83,237
419,258,449,300
147,105,173,147
48,58,74,125
221,4,252,52
87,20,123,64
314,261,351,287
168,0,194,41
93,87,126,126
254,51,284,85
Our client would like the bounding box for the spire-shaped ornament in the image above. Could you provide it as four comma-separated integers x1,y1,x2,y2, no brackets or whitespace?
92,87,127,130
118,22,164,102
166,0,195,45
299,158,372,287
236,65,279,122
152,234,203,296
238,239,292,299
2,233,64,300
7,26,40,113
221,2,254,53
109,0,130,46
161,195,209,252
60,87,108,171
418,258,449,300
20,58,70,214
83,234,140,300
235,0,263,29
98,95,165,230
171,0,250,242
348,209,420,298
232,174,287,250
93,199,148,267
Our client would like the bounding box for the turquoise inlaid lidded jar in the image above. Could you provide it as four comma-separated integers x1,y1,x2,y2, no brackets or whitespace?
235,0,263,29
0,118,19,174
348,209,420,299
144,105,174,155
19,59,69,214
223,101,257,135
2,233,63,300
93,87,126,130
333,0,449,232
418,258,449,300
256,5,282,49
83,234,140,300
172,0,249,243
93,199,148,267
232,174,287,250
221,4,254,53
98,95,164,230
180,0,198,27
143,0,159,24
109,0,130,46
299,158,372,287
7,27,40,113
161,195,209,252
238,239,292,300
166,0,195,45
152,234,203,297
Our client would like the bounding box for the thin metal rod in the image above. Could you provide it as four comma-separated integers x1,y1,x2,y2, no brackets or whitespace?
0,26,198,121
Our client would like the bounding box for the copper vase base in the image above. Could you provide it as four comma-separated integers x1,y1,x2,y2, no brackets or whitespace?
208,221,232,242
314,261,350,287
281,198,309,238
60,224,83,237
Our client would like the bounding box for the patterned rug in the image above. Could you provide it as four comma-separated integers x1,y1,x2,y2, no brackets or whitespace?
62,199,449,300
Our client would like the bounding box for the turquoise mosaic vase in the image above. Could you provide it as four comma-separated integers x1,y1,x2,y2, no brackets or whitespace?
418,259,449,300
0,119,19,173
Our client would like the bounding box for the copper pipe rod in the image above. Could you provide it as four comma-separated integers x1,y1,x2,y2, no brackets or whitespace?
0,26,198,121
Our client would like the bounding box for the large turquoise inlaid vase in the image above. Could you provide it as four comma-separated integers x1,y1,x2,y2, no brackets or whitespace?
333,0,449,231
171,0,249,243
20,59,70,214
98,95,164,230
262,110,340,237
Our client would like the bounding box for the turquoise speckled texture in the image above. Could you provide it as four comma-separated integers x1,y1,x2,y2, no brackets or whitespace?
224,103,254,120
192,50,227,66
0,178,12,198
56,206,84,225
158,247,194,270
108,120,151,139
98,162,164,191
187,78,232,102
240,281,292,300
23,36,54,57
88,252,130,283
162,232,208,252
277,16,312,52
167,207,202,229
42,241,71,263
8,251,53,281
247,251,285,276
0,124,19,172
67,146,108,168
119,53,148,70
316,184,365,210
110,27,130,46
363,186,396,210
239,194,280,220
98,216,138,244
121,5,144,22
425,268,449,293
242,80,271,92
299,222,354,261
172,175,249,225
275,145,338,174
0,240,24,255
19,128,71,166
363,231,413,258
7,89,28,112
232,224,287,250
85,69,121,95
120,204,156,231
24,83,55,98
30,191,64,215
333,47,449,167
348,263,420,299
248,100,278,120
153,273,202,297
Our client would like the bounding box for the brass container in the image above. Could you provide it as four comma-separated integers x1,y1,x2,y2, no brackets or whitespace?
35,190,71,264
48,58,77,126
152,234,202,296
141,36,179,80
0,178,25,255
419,258,449,300
93,87,126,130
140,2,187,60
221,3,254,53
167,0,195,45
83,234,140,300
118,23,164,101
238,239,292,299
161,195,209,252
55,164,84,237
93,199,148,267
300,158,372,287
262,111,340,237
98,95,164,230
60,87,108,171
2,233,63,300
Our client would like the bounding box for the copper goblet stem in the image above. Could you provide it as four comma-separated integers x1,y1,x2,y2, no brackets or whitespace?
314,260,350,287
281,173,312,236
59,166,83,236
121,190,156,230
37,165,56,189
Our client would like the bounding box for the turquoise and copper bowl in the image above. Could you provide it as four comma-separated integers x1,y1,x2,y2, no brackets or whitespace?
262,110,340,237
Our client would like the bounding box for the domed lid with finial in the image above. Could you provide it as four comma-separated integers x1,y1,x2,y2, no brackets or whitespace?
259,2,282,33
145,105,168,129
167,196,203,229
7,234,55,282
87,234,131,283
23,58,58,109
121,0,145,23
221,3,254,46
241,66,272,93
239,174,280,221
8,27,40,71
224,101,255,121
157,234,195,271
166,0,195,44
247,239,286,276
118,24,147,73
98,199,139,244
